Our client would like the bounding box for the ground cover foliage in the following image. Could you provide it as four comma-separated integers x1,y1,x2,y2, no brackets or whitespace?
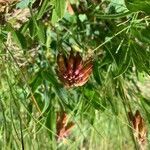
0,0,150,149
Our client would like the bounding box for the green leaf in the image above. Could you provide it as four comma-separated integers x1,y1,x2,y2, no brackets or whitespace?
28,19,37,38
36,0,51,20
55,0,66,18
133,27,150,44
27,101,32,124
125,0,150,14
51,0,67,24
20,21,29,34
91,96,107,111
7,25,27,49
45,107,56,149
42,70,68,104
28,18,46,44
131,42,150,73
93,61,102,85
141,97,150,107
42,93,55,114
115,48,131,77
33,92,44,110
37,22,46,45
29,72,43,93
108,97,119,115
51,9,60,24
16,0,30,9
141,97,150,123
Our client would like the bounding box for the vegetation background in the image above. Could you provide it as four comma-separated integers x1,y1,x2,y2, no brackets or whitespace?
0,0,150,149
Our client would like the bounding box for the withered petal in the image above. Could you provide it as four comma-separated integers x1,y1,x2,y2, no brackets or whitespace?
56,112,74,140
78,62,93,79
67,52,75,76
56,70,70,87
135,110,141,117
74,77,89,87
57,54,67,73
129,110,147,145
74,70,92,86
74,52,83,75
65,122,75,133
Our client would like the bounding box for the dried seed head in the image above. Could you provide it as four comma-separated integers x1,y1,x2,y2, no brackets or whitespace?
129,110,147,146
56,112,74,141
56,51,93,87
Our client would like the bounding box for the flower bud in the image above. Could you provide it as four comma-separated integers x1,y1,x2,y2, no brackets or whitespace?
56,51,93,87
129,110,147,146
56,112,74,140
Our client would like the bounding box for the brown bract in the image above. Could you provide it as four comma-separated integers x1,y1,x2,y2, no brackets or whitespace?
56,112,74,141
56,51,93,87
129,110,147,146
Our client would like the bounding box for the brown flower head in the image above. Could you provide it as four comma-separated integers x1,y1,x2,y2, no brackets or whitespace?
56,51,93,87
56,112,74,141
129,110,147,146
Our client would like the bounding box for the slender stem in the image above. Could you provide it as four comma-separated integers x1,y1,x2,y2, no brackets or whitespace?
119,81,139,150
93,26,129,52
95,11,132,19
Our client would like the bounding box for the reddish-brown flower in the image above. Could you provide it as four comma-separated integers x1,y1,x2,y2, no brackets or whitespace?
129,110,147,146
56,112,74,140
56,51,93,87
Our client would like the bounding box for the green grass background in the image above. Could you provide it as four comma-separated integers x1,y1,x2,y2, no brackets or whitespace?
0,0,150,149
